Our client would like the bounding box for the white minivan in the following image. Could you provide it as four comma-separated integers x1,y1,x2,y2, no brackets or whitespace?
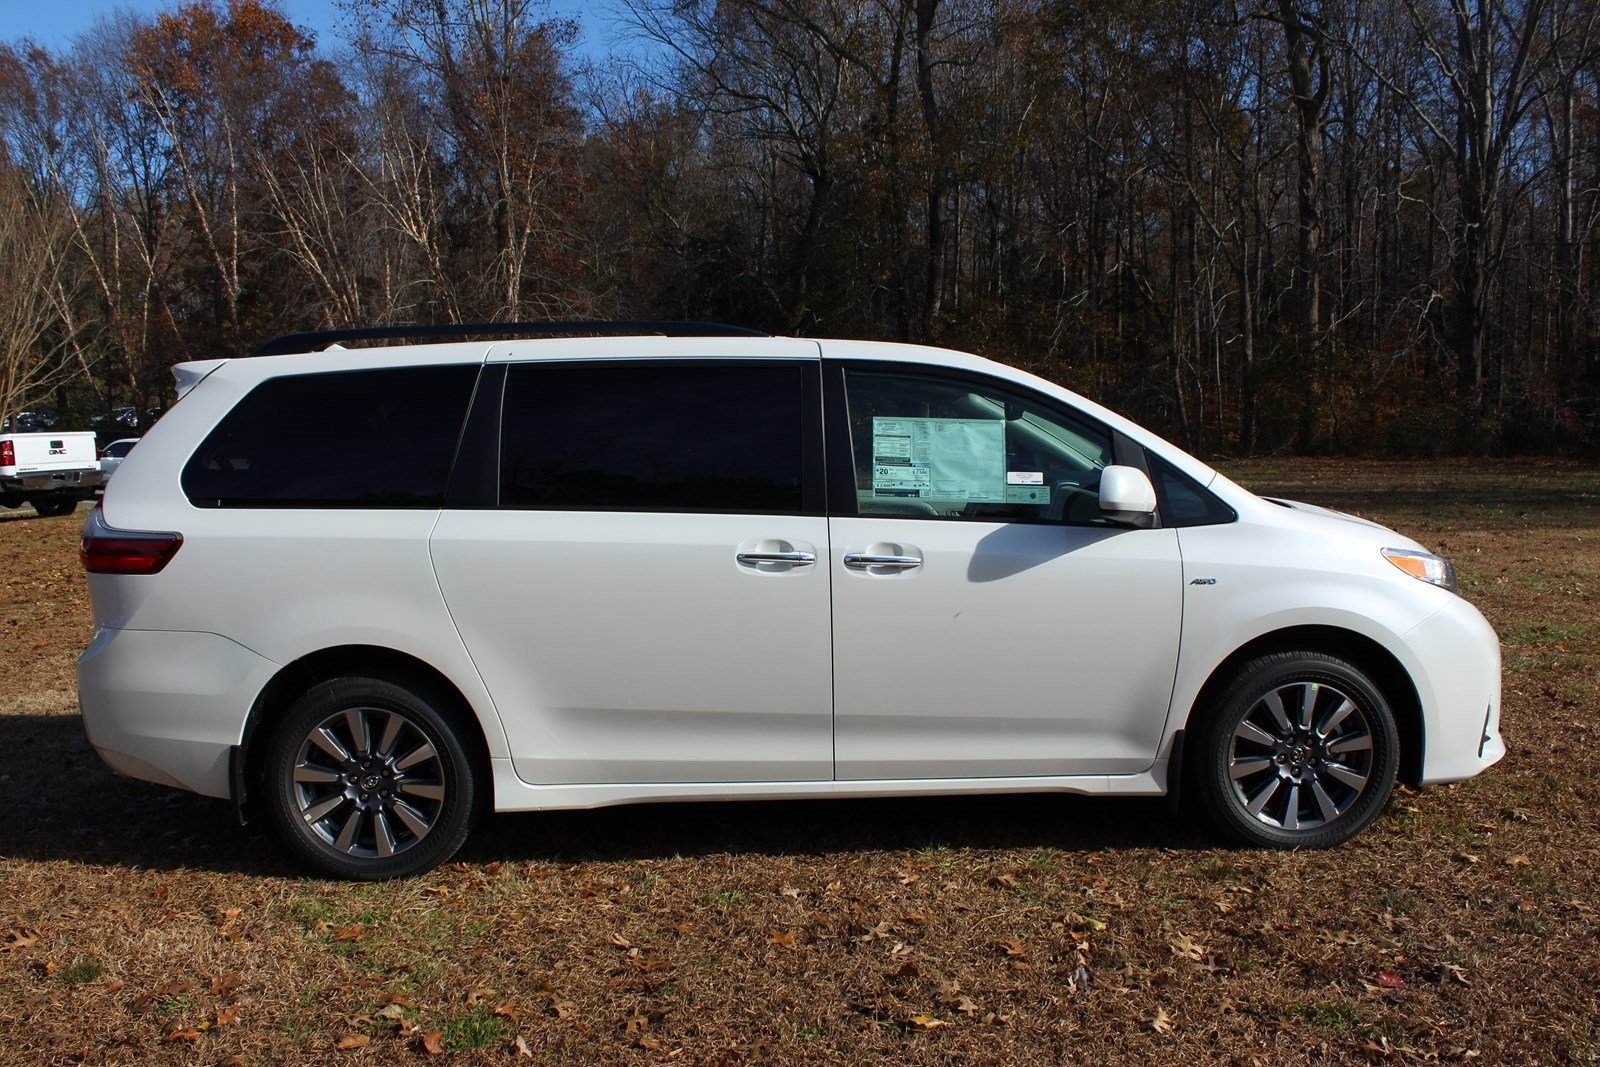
76,323,1504,879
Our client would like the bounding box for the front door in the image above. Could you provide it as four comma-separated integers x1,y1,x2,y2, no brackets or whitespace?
431,353,834,785
827,363,1183,780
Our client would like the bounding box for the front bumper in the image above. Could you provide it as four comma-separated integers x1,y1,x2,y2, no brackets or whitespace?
1400,595,1506,785
77,627,278,798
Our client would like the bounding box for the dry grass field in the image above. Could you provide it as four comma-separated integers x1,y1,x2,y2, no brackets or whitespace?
1,458,1597,1065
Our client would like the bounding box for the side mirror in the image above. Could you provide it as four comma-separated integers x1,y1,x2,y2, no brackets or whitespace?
1098,465,1157,527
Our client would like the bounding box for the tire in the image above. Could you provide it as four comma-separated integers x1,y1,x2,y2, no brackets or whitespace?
1191,651,1400,849
262,676,481,879
30,497,78,517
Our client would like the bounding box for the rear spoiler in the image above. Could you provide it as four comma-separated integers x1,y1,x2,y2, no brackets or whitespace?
171,359,228,400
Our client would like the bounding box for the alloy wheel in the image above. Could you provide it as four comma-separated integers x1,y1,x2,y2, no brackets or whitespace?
290,706,446,859
1227,681,1374,832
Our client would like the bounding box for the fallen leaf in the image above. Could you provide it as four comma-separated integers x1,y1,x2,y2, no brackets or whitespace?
1506,855,1531,867
767,930,796,950
1151,1007,1174,1035
0,931,37,953
1376,970,1406,988
328,923,364,942
162,1023,201,1043
374,1004,408,1025
417,1031,445,1056
515,1035,533,1058
336,1034,370,1051
214,1005,240,1027
906,1014,947,1030
1169,933,1208,961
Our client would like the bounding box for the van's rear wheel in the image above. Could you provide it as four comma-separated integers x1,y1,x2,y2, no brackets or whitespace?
1193,652,1399,849
263,677,480,879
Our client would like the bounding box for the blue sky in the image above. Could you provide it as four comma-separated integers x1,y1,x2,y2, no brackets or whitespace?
0,0,635,62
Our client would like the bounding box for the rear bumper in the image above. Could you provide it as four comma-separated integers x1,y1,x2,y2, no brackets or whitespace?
2,469,103,493
1401,596,1505,785
77,627,278,798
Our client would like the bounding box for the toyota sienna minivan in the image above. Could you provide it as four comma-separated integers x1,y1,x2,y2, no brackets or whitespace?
76,322,1503,879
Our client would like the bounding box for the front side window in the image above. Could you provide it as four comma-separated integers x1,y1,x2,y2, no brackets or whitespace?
844,368,1115,524
182,364,479,508
1148,454,1236,527
500,362,807,513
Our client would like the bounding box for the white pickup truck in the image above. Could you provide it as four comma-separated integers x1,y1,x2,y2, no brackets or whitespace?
0,431,103,517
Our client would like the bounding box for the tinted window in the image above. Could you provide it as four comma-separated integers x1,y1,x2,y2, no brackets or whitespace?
182,365,479,507
1149,455,1236,527
500,362,805,513
106,441,137,457
844,368,1115,524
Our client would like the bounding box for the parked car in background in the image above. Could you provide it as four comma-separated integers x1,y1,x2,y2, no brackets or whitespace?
98,438,140,483
1,429,102,516
76,322,1503,879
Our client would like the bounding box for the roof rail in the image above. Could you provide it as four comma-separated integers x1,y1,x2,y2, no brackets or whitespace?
248,320,768,357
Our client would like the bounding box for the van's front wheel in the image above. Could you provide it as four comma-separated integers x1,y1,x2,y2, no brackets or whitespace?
263,677,480,879
1193,652,1400,849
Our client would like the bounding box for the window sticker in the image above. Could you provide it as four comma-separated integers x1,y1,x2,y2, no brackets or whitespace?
1005,484,1051,505
871,417,1006,502
1007,471,1044,485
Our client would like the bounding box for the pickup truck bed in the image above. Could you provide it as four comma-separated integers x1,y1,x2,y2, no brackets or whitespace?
1,431,103,516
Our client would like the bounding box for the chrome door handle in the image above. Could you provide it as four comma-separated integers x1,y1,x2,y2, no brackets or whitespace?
737,551,816,566
844,554,922,569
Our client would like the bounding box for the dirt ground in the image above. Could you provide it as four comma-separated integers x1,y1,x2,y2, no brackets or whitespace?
1,458,1597,1065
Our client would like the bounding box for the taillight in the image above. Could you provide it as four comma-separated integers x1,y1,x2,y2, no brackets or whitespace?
0,440,14,466
80,505,182,575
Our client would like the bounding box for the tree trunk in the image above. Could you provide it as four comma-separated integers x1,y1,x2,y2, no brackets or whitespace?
913,0,947,341
1278,0,1327,452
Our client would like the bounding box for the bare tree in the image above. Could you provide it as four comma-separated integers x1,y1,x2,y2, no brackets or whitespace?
0,171,83,426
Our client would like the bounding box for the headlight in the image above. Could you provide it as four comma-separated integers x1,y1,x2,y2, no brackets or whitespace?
1382,547,1459,594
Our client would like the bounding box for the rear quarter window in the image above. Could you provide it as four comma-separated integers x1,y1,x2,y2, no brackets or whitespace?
182,365,479,508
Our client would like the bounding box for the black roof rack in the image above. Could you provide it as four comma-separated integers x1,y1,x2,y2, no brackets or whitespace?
248,320,768,357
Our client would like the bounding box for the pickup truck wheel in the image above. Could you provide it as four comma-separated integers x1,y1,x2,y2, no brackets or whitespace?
263,677,480,880
30,498,78,517
1192,651,1400,849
